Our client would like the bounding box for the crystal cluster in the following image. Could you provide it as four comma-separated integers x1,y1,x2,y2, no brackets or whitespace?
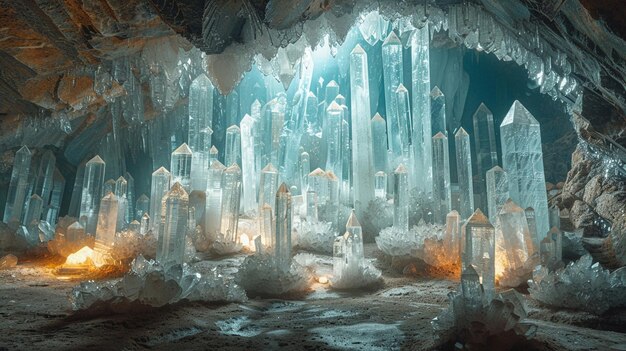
70,255,246,310
432,266,536,348
528,254,626,314
376,221,443,257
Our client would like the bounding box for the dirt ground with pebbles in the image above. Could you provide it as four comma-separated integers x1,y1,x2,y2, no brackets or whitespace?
1,244,626,351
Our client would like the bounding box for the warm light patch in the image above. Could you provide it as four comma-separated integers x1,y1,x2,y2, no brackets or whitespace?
239,234,250,248
65,246,94,265
317,276,329,284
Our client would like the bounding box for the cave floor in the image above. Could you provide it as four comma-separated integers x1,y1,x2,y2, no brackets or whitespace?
1,244,626,351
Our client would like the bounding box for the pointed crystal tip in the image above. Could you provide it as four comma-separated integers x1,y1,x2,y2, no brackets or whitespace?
168,182,189,197
87,155,105,164
467,208,492,226
488,165,504,173
227,125,241,132
191,73,211,86
210,145,218,153
351,44,365,54
325,170,338,181
138,194,149,200
68,221,84,229
372,113,385,122
383,31,401,45
309,168,326,177
475,102,492,115
307,91,317,98
30,194,42,201
500,199,523,214
433,132,446,139
430,86,443,97
455,127,469,137
396,83,408,93
262,163,277,172
394,163,407,173
501,100,539,126
461,265,480,280
346,210,361,228
17,145,31,154
153,166,171,175
226,163,241,173
327,80,338,87
116,176,127,183
277,182,290,193
210,160,225,169
241,114,253,123
447,210,460,217
327,100,343,111
173,143,192,155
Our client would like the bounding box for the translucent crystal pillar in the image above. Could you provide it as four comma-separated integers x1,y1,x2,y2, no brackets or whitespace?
472,103,498,185
68,162,85,217
371,113,388,173
4,146,32,224
209,146,219,166
171,143,192,192
149,167,171,235
306,190,318,223
431,86,446,136
495,199,535,276
500,101,549,239
261,203,273,248
66,221,85,242
455,127,474,219
114,176,128,231
350,44,375,217
299,152,310,192
308,168,328,204
220,164,241,243
395,84,412,162
274,183,292,269
157,182,189,265
486,166,509,221
206,160,225,240
225,125,241,167
445,210,461,256
79,155,106,234
374,171,387,199
382,31,404,158
46,168,65,227
325,101,344,178
23,194,43,240
190,126,212,192
525,207,539,247
240,114,258,214
135,194,150,220
124,172,135,224
140,213,150,235
410,23,432,196
95,193,118,253
432,132,451,224
461,209,495,300
393,164,409,232
33,150,55,206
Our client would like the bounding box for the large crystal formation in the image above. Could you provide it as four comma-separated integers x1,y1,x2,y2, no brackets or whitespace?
33,150,55,209
4,146,32,224
325,101,344,180
472,103,498,187
70,255,246,310
220,164,241,243
258,163,279,214
224,125,241,168
68,162,85,218
432,132,451,224
79,156,106,234
433,266,536,348
410,23,432,196
486,166,509,221
529,254,626,314
274,183,292,270
461,209,495,300
23,194,43,244
149,167,171,236
240,114,257,214
171,143,193,192
157,182,189,266
500,101,549,240
205,160,225,240
332,210,382,289
382,31,403,159
430,86,446,136
135,194,150,220
371,113,388,173
393,164,409,233
46,168,65,227
455,128,474,219
114,176,128,231
444,210,461,258
189,73,214,191
94,192,118,255
350,44,375,217
495,199,536,285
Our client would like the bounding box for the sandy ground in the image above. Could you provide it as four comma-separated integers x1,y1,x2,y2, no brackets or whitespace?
1,244,626,351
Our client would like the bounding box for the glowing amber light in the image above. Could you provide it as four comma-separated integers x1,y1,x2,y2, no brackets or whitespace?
317,276,329,284
65,246,94,265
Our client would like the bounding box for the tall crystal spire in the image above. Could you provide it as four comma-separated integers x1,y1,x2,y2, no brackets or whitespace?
432,132,451,224
68,162,85,218
220,164,241,243
188,74,214,151
334,210,365,281
135,194,150,220
325,101,344,178
472,103,498,182
395,84,412,161
149,167,171,235
3,146,32,224
500,100,549,239
461,208,495,300
23,194,43,240
430,86,446,136
46,168,65,227
33,150,55,206
495,199,535,277
124,172,135,224
455,127,474,219
225,125,241,167
274,183,292,269
171,143,192,192
79,155,106,234
240,114,257,214
371,113,388,173
299,152,310,193
157,182,189,265
374,171,387,199
205,160,225,240
382,31,404,158
444,210,461,256
350,44,375,217
486,166,509,221
258,163,279,214
410,23,432,196
393,164,409,232
114,176,128,231
95,192,118,253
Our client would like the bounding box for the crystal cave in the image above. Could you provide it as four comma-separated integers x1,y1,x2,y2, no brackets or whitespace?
0,1,625,350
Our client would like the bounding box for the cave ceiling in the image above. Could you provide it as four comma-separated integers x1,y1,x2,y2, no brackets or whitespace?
0,0,624,154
